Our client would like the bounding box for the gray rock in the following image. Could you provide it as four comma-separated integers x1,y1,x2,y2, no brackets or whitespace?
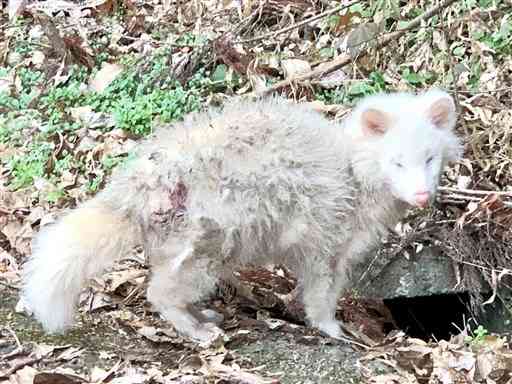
356,247,466,299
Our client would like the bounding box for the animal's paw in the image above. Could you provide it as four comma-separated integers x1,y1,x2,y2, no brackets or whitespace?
190,323,225,347
199,309,224,325
313,319,343,339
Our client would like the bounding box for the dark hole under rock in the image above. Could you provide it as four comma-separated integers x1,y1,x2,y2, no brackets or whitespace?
383,292,471,341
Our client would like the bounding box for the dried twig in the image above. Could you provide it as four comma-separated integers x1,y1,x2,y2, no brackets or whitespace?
0,279,20,290
0,207,12,215
6,326,22,350
439,11,480,160
454,260,512,276
236,0,360,44
438,186,512,207
336,333,372,350
439,198,512,207
252,0,459,97
439,186,512,197
454,86,512,94
0,327,26,375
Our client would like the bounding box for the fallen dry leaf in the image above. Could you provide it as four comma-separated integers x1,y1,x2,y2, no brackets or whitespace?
1,219,33,256
303,100,345,115
7,366,37,384
89,62,124,93
32,372,86,384
137,326,179,343
314,64,347,89
1,1,512,383
281,59,311,79
55,347,83,362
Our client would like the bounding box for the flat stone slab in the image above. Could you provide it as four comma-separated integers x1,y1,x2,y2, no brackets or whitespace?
357,247,465,299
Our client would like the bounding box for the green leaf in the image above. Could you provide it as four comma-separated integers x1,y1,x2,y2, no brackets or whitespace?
211,64,228,83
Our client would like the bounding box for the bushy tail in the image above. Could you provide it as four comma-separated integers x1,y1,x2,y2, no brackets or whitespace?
22,203,140,333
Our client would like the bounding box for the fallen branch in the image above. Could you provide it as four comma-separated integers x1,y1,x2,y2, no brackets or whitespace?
440,193,483,202
438,198,512,208
439,186,512,197
236,0,360,44
438,186,512,207
252,0,459,97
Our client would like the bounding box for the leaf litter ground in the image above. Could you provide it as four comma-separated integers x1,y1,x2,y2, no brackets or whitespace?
1,0,512,383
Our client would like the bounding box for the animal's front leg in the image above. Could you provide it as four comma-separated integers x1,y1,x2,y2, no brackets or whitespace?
302,259,345,339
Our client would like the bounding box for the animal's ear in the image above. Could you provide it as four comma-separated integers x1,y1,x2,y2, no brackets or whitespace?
426,94,456,130
360,108,390,136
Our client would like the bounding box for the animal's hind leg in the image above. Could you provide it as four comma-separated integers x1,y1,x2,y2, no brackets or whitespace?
147,261,223,343
147,217,228,344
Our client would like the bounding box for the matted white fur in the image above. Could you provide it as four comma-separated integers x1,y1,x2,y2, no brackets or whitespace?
22,89,462,342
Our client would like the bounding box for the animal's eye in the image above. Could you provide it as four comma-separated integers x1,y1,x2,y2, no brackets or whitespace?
426,156,434,164
395,162,403,168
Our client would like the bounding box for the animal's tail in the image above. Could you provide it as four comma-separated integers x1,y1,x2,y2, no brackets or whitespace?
22,203,140,333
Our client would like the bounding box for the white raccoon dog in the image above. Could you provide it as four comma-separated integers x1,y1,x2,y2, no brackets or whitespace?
22,89,462,343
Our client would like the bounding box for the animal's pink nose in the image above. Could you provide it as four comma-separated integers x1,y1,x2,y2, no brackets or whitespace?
415,191,430,207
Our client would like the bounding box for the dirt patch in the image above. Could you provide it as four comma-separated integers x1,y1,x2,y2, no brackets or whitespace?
1,285,365,382
233,336,363,383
